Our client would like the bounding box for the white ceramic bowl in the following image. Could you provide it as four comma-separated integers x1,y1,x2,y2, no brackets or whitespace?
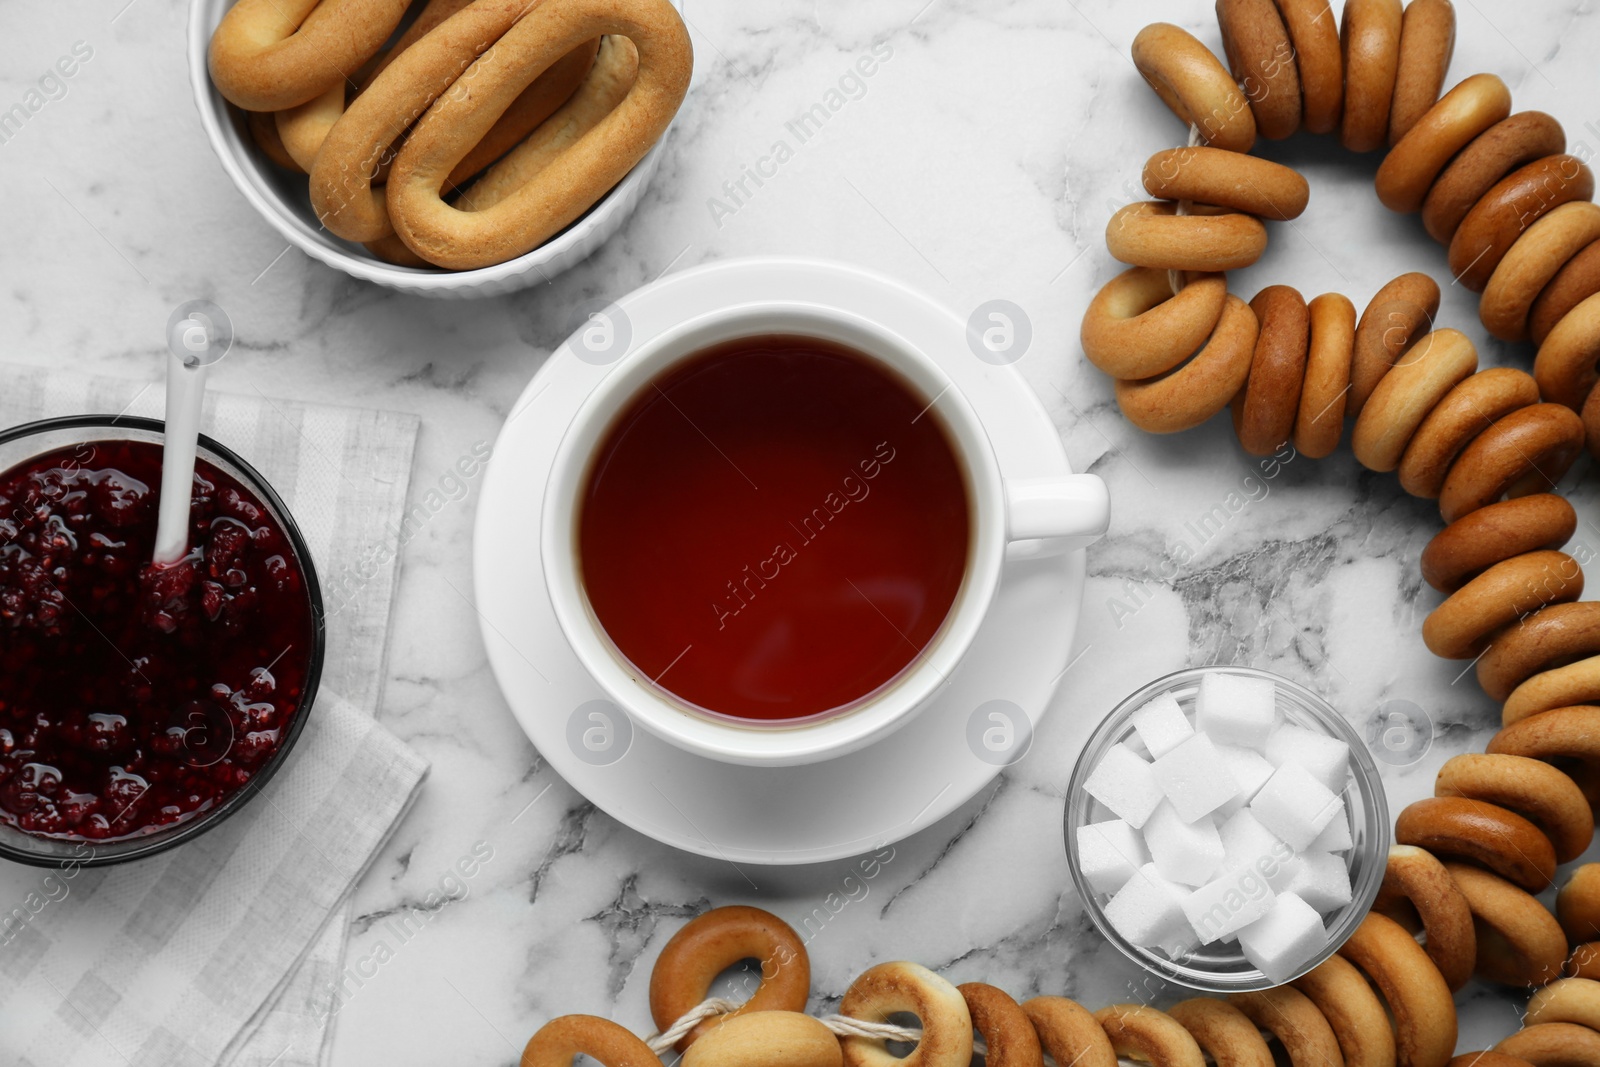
186,0,675,298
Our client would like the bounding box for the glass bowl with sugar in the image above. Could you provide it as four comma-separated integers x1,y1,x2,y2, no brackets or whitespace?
1064,666,1389,992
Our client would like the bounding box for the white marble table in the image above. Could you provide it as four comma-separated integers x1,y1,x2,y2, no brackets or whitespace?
3,0,1599,1062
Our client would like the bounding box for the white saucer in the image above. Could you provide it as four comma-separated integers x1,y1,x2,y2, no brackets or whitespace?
474,258,1088,864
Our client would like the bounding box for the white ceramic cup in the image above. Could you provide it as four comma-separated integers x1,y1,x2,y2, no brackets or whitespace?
542,302,1109,766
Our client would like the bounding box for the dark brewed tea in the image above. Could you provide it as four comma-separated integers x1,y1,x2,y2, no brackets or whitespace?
577,335,971,721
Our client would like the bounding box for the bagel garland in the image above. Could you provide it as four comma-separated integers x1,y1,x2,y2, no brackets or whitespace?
207,0,692,271
1075,1,1600,1061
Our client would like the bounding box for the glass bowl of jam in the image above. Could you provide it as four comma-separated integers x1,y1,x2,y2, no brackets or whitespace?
0,415,324,867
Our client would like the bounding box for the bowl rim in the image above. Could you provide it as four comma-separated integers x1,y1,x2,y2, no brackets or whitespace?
0,414,327,869
185,0,676,293
1063,664,1392,993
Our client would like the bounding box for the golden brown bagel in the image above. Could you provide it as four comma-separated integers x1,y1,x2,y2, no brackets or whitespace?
1373,844,1476,991
1434,752,1593,862
1445,862,1567,988
649,906,809,1051
1419,494,1574,593
1339,912,1457,1067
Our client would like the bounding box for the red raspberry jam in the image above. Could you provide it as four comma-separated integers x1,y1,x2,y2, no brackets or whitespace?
0,440,316,843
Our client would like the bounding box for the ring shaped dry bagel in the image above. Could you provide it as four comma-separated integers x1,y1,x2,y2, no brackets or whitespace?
1534,291,1600,410
310,0,540,243
1435,753,1594,862
1422,550,1583,660
1423,111,1568,244
444,38,602,191
1558,865,1600,944
1449,1056,1536,1067
455,34,641,215
1273,0,1342,134
1504,658,1600,725
208,0,410,112
521,1015,664,1067
1165,999,1274,1067
1444,863,1567,988
1478,603,1600,704
1420,494,1575,593
1449,155,1596,292
1338,912,1457,1067
1567,943,1600,980
1525,978,1600,1032
1400,368,1542,500
1131,23,1257,152
1351,272,1441,416
1290,954,1397,1067
839,963,971,1067
1020,997,1117,1067
1106,202,1268,272
1489,705,1600,773
680,1013,842,1067
1081,268,1229,379
1233,286,1310,456
1481,203,1600,341
1216,0,1302,141
1394,796,1556,892
1226,987,1343,1067
1438,404,1586,523
1294,292,1358,459
1116,295,1259,433
649,906,810,1051
1495,1023,1600,1067
1143,147,1309,219
1373,844,1477,992
1388,0,1457,145
1340,0,1404,153
957,984,1042,1067
276,81,346,171
1532,238,1600,345
1092,1004,1204,1067
386,0,692,270
1353,328,1478,472
1377,74,1510,213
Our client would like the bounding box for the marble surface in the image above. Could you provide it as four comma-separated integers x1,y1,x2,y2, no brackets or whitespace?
4,0,1600,1062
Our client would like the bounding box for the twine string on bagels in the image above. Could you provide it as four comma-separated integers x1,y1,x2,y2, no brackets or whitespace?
645,996,1169,1067
1166,123,1205,297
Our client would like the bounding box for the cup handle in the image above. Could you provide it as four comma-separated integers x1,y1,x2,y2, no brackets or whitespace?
1004,474,1109,557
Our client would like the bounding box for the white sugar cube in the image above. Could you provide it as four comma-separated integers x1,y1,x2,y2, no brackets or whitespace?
1182,866,1278,944
1213,743,1276,817
1218,809,1299,892
1130,693,1194,759
1086,743,1164,829
1265,723,1350,793
1236,892,1330,984
1195,673,1278,749
1151,733,1241,822
1144,801,1224,886
1104,863,1193,948
1078,819,1150,895
1309,808,1352,853
1250,763,1343,851
1286,852,1352,912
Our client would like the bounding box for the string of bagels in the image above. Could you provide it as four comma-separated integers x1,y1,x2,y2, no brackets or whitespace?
526,3,1600,1066
205,0,693,270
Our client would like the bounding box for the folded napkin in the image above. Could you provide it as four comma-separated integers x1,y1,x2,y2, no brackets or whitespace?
0,365,427,1067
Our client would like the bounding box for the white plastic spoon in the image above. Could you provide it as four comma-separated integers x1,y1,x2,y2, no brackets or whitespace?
153,301,233,567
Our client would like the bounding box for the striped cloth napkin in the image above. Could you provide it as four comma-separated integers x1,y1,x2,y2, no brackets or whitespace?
0,366,428,1067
